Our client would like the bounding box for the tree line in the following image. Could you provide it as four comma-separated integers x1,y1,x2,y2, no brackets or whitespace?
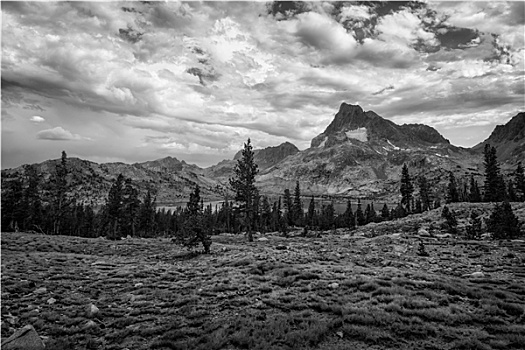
2,142,523,252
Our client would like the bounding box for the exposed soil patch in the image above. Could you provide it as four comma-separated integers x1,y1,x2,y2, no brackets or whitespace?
2,206,525,349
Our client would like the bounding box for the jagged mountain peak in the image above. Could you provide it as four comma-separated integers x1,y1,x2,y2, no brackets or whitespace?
311,102,449,148
323,103,375,135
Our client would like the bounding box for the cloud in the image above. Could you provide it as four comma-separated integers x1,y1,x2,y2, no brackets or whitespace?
1,2,523,168
36,127,87,141
30,116,46,123
294,11,358,64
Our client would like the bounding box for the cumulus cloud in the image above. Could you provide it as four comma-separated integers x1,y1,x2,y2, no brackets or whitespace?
37,127,87,141
30,116,45,123
1,1,523,168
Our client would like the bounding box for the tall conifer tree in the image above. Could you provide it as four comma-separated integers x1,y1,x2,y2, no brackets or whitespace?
229,138,259,242
400,164,414,212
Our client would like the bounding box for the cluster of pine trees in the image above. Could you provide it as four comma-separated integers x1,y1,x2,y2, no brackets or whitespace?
2,142,523,247
1,152,158,239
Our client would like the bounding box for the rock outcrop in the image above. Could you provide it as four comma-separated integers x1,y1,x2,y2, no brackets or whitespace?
472,112,525,164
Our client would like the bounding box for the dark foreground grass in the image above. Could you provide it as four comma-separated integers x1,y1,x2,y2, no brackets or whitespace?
2,231,525,350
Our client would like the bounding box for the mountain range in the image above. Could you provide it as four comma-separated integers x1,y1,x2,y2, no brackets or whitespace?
2,103,523,205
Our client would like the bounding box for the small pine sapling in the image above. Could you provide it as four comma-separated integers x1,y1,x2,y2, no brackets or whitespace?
465,211,483,240
441,205,458,234
417,241,429,257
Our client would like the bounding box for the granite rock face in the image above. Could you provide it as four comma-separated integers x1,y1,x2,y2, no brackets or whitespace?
1,325,45,350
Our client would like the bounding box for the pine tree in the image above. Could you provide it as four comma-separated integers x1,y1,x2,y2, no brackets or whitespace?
483,144,506,202
52,151,71,235
1,177,25,232
176,185,212,253
120,178,140,237
283,188,293,226
507,180,517,202
320,202,335,231
229,138,259,242
468,175,482,202
394,203,407,219
343,199,355,229
138,190,156,237
400,164,414,213
365,203,376,223
441,205,458,234
417,176,431,211
414,198,422,213
487,202,522,239
465,211,483,240
515,162,525,201
381,203,390,220
446,171,459,203
260,196,272,233
307,196,316,228
271,200,280,232
355,199,366,226
292,181,303,226
105,174,125,240
23,165,43,232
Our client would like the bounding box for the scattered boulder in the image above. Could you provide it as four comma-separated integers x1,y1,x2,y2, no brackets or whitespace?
257,237,269,242
86,303,100,318
46,298,56,305
82,320,98,330
470,271,485,278
33,287,47,295
418,228,431,237
1,325,45,350
328,282,339,289
462,271,485,278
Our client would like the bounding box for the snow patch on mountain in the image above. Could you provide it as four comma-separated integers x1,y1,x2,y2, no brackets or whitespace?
345,128,368,142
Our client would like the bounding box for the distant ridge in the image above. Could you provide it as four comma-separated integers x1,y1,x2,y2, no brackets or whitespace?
472,112,525,164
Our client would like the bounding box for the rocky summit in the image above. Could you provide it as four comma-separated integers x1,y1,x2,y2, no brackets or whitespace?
258,103,475,200
311,103,450,149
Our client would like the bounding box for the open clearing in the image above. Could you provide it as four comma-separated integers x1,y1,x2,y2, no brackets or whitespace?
2,205,525,350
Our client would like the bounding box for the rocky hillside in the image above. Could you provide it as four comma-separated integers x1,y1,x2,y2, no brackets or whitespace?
0,157,224,206
203,141,299,183
258,103,477,201
472,112,525,164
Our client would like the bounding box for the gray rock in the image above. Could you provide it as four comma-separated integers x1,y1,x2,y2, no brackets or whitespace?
328,282,339,289
1,325,45,350
86,303,99,318
418,228,431,237
470,271,485,278
257,237,269,242
33,287,47,295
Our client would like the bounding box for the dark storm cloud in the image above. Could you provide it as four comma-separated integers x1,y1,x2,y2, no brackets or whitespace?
267,1,311,20
435,27,479,50
119,27,144,44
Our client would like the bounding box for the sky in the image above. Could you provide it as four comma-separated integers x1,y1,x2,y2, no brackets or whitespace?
2,1,524,169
